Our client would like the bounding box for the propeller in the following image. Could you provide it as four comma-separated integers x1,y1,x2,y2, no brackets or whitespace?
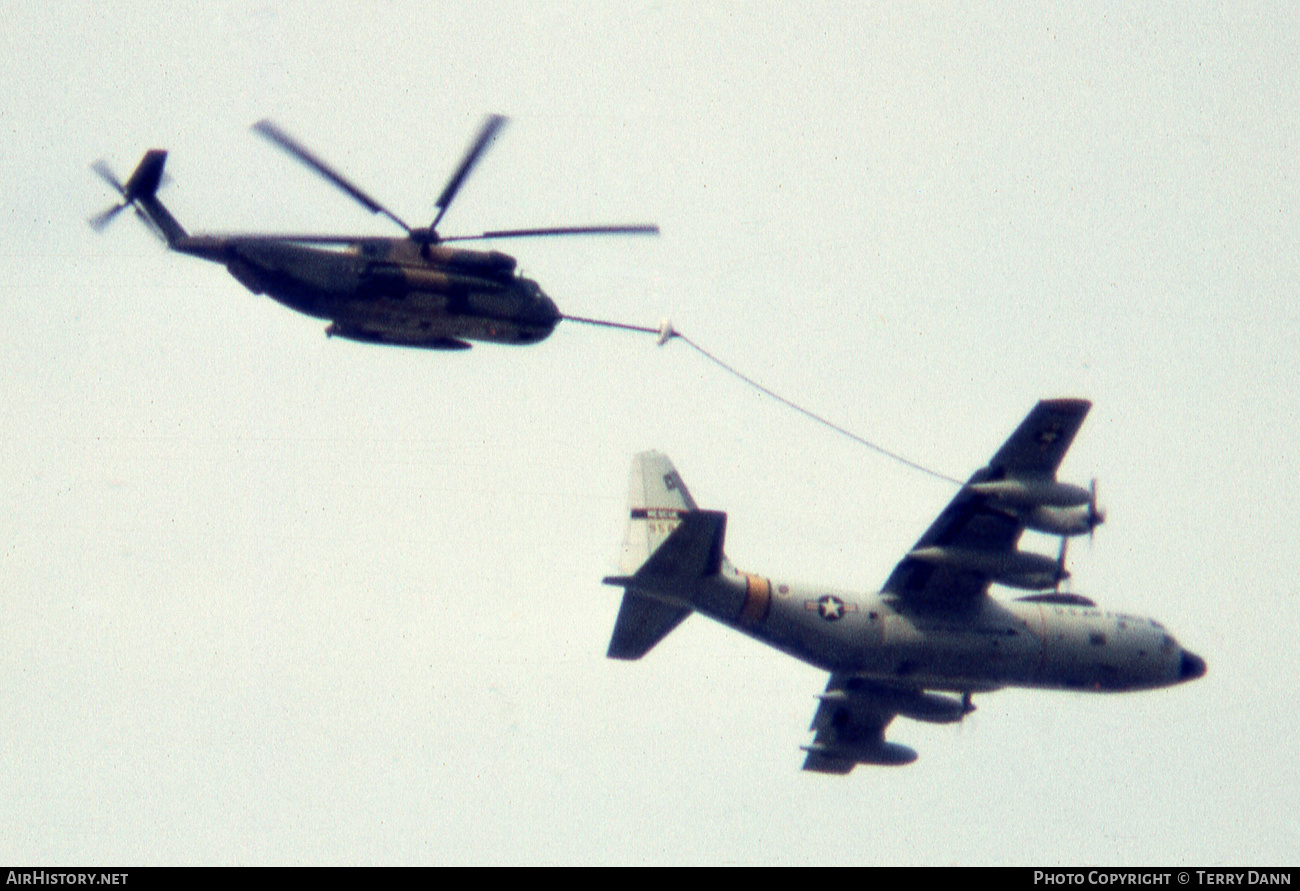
89,156,170,243
252,116,658,246
956,691,977,739
1053,536,1071,593
1087,478,1106,542
225,225,659,246
88,160,131,231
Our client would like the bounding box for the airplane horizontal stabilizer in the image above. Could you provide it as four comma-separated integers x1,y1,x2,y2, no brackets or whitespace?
603,510,727,660
606,593,691,660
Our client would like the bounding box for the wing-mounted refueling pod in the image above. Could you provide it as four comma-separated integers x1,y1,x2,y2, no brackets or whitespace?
817,684,975,725
803,677,979,771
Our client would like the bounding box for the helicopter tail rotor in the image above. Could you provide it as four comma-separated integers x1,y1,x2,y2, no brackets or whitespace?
90,150,187,245
89,150,165,226
89,160,132,231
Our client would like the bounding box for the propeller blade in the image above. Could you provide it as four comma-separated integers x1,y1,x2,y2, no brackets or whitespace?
88,202,127,232
252,119,411,233
89,160,129,232
440,224,659,242
430,114,507,232
1054,536,1070,591
91,159,126,196
1088,478,1106,542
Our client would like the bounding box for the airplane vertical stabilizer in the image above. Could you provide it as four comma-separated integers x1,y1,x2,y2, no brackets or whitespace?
606,452,719,660
617,451,699,575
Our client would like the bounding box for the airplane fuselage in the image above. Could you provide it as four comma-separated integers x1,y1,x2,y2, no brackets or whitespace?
667,565,1204,694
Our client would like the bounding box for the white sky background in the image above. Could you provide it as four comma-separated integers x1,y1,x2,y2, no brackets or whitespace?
2,1,1297,865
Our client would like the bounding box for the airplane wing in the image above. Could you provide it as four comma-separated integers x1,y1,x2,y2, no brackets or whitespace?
802,674,917,771
880,399,1092,607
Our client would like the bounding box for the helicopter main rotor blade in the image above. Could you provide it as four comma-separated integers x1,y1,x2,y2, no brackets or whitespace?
430,114,507,232
206,233,403,245
439,224,660,242
252,119,412,234
235,224,659,246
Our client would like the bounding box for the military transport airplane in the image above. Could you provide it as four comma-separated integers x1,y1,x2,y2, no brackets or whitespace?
603,399,1206,771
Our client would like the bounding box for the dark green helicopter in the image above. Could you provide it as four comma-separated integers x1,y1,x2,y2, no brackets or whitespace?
90,116,658,350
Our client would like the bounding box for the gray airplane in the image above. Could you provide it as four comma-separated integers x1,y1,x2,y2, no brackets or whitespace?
603,399,1206,771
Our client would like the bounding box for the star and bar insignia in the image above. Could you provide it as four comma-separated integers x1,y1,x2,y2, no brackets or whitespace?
805,595,857,622
1036,423,1064,445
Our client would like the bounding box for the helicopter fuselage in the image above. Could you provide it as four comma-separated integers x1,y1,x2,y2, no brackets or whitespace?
176,235,560,350
95,118,653,350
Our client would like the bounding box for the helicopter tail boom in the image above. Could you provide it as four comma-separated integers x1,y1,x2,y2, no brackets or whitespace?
136,192,187,247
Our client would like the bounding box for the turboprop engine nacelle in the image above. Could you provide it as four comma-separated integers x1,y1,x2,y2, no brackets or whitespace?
908,546,1065,591
1023,504,1099,537
969,478,1091,508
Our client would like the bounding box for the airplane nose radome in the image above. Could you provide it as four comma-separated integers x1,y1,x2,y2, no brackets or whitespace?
1179,649,1207,681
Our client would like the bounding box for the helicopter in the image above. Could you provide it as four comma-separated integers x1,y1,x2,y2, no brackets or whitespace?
90,115,659,350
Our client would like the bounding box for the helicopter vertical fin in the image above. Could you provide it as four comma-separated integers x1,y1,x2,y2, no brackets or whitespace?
126,151,187,247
